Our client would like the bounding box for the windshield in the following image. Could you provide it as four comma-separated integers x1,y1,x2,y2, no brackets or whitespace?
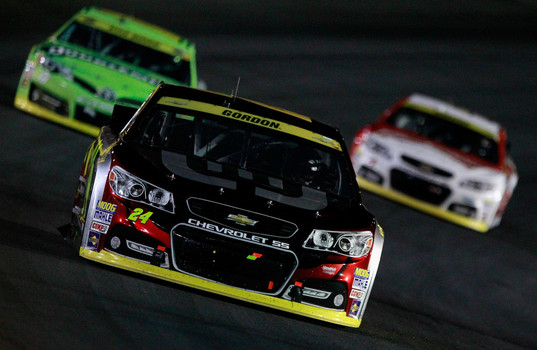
57,22,191,84
386,107,499,164
130,106,355,197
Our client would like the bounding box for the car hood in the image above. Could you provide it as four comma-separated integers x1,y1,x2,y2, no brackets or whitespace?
370,128,503,179
38,42,184,100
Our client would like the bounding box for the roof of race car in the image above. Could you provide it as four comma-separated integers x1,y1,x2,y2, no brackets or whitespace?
134,84,345,151
56,6,195,59
404,93,502,141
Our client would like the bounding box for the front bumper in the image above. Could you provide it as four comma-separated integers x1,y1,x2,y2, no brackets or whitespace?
14,94,101,137
80,247,361,327
357,175,489,232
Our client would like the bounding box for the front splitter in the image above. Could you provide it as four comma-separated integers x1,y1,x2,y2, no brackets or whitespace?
357,176,489,232
80,247,361,327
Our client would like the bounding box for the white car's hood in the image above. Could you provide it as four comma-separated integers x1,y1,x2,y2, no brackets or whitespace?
370,129,502,181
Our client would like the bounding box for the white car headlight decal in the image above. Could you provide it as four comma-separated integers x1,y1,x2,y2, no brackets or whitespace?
365,138,392,159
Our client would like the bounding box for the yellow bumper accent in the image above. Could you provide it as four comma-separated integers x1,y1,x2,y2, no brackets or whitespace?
357,176,489,232
80,247,361,327
14,96,100,137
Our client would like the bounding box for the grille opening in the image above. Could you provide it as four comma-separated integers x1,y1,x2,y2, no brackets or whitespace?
391,169,450,204
171,224,298,295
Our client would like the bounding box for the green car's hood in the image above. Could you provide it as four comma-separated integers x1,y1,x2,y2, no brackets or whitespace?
39,42,187,102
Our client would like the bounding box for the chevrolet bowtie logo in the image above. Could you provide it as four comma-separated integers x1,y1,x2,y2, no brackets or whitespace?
420,164,433,173
227,214,258,226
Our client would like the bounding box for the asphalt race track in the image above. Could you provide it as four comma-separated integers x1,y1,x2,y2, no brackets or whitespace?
1,1,537,349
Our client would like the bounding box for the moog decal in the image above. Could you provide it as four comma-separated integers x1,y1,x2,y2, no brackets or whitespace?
96,200,117,213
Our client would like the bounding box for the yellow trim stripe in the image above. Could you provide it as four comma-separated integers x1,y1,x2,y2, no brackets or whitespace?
77,14,189,59
80,247,360,327
357,176,489,232
157,97,343,152
14,96,100,137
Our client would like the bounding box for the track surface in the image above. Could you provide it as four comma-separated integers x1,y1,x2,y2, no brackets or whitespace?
1,1,537,349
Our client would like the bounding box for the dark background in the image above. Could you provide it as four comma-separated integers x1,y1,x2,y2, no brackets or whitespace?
1,1,536,349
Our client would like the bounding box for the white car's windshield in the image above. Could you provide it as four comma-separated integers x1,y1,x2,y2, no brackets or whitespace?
387,107,499,164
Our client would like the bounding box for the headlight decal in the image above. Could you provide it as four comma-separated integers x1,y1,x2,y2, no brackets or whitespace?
365,138,392,159
40,54,74,81
460,179,494,191
303,229,373,258
109,166,175,213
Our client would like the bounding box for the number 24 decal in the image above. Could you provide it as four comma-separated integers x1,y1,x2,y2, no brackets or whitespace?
128,208,153,224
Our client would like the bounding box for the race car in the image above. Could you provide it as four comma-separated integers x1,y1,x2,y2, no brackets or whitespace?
14,6,198,137
350,93,518,232
65,83,384,327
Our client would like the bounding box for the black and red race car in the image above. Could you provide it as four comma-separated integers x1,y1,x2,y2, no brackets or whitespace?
67,83,384,327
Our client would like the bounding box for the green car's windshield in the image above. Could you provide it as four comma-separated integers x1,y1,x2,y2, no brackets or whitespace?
387,107,499,164
57,22,191,84
130,106,355,198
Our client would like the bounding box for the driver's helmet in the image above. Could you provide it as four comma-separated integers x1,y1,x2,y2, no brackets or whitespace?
287,146,325,187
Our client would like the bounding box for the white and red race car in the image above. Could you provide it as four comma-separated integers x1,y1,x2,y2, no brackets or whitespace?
350,94,518,232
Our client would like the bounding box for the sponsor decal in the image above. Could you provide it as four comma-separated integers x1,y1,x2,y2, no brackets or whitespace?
353,268,371,291
354,268,370,279
126,240,155,256
186,218,290,249
403,166,447,187
227,214,258,226
462,197,476,205
222,110,281,130
95,87,116,101
303,288,330,300
349,299,361,316
352,277,370,291
156,97,343,152
322,265,337,275
96,200,117,213
88,231,100,249
428,184,443,195
47,46,160,85
90,221,109,234
246,252,263,261
350,289,365,300
311,134,342,151
76,95,114,114
93,209,113,224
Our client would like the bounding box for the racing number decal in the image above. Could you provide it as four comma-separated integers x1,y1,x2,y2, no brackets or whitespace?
128,208,153,224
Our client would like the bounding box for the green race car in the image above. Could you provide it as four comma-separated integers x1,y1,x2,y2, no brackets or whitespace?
14,6,198,136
